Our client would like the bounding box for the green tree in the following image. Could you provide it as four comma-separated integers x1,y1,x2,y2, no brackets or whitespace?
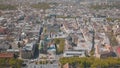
54,38,65,54
60,57,120,68
0,4,17,10
31,3,50,10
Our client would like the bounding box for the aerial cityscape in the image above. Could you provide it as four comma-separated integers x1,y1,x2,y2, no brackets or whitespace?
0,0,120,68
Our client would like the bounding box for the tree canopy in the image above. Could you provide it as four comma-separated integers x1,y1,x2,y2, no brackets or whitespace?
0,4,17,10
90,4,120,10
31,3,51,10
54,38,65,54
60,57,120,68
0,58,23,68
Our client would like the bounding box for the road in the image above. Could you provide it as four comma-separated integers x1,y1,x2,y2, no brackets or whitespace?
27,63,59,68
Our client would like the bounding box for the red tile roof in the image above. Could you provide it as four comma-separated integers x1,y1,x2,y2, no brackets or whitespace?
0,53,14,58
0,28,5,33
117,47,120,55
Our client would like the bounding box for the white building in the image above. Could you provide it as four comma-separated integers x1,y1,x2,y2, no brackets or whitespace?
63,50,85,57
91,17,105,22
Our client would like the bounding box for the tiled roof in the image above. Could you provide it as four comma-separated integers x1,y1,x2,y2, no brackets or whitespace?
0,53,14,58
